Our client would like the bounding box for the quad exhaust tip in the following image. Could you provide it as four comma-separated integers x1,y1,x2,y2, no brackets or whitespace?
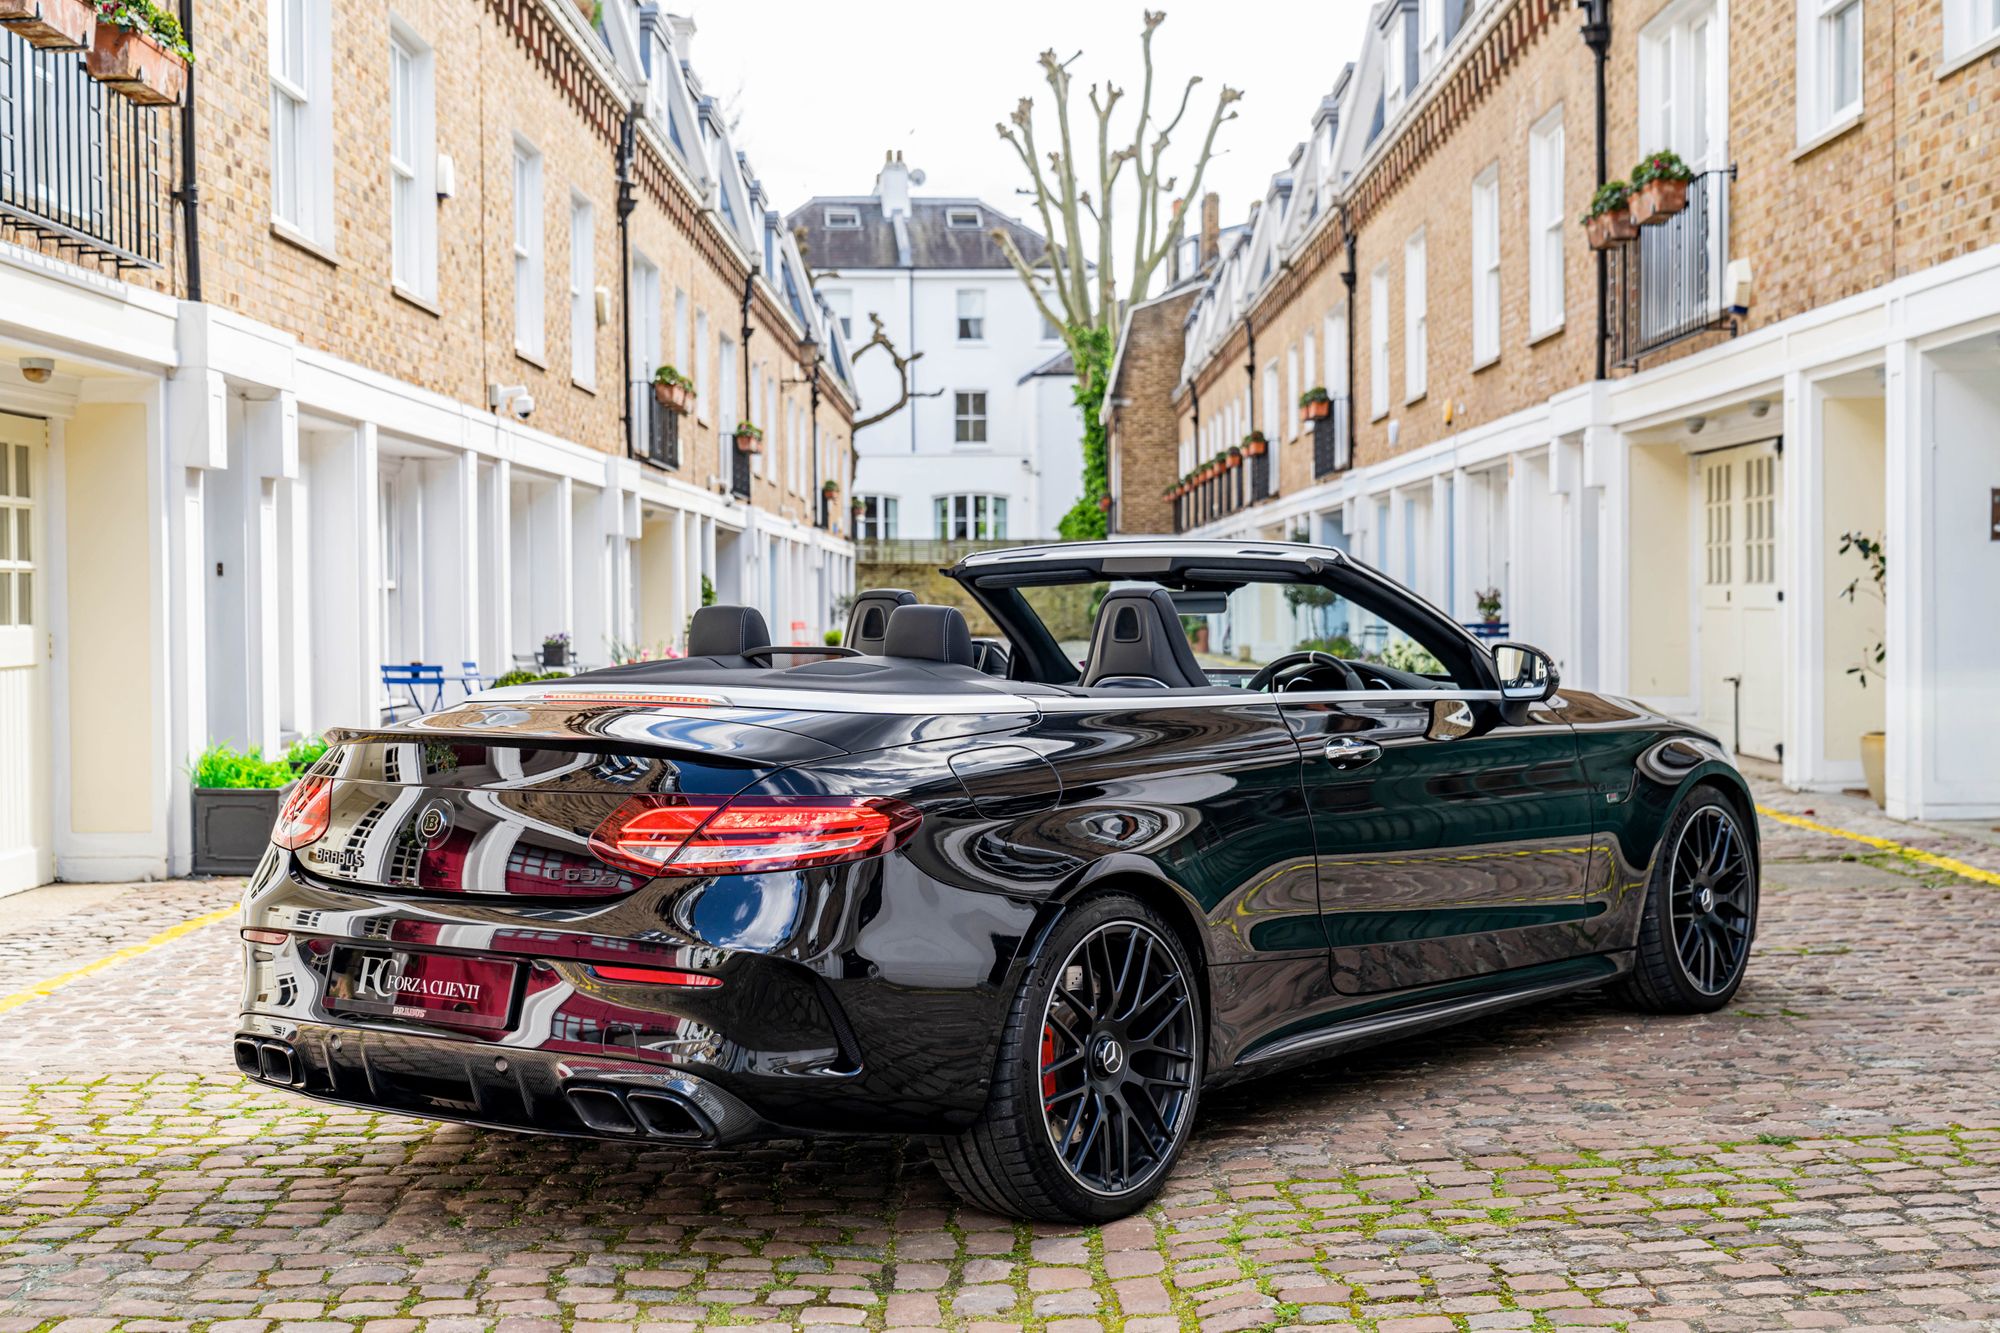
564,1084,712,1142
235,1036,301,1087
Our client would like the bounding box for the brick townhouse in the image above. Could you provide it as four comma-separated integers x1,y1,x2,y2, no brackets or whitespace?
0,1,858,889
1106,0,2000,822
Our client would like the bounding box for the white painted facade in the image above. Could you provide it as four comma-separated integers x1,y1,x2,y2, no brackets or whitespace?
799,162,1083,541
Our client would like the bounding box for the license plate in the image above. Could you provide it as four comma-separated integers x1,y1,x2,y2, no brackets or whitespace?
324,947,517,1033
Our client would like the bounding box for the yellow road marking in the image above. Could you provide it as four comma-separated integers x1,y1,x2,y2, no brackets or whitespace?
0,903,239,1015
1756,804,2000,888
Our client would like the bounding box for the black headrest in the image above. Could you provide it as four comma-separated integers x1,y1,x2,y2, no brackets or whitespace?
883,605,975,667
687,605,770,662
1081,587,1210,690
846,588,918,655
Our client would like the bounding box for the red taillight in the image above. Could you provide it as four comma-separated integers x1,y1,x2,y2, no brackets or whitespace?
588,795,920,877
590,964,723,987
240,928,288,945
272,776,332,851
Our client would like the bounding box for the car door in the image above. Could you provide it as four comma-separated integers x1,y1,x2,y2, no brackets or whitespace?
1278,690,1597,995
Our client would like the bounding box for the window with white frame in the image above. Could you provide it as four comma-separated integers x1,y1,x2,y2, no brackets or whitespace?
1642,1,1719,162
954,391,988,444
1325,309,1347,398
511,140,545,360
1403,228,1427,402
1261,362,1280,442
824,206,861,229
388,23,435,299
630,253,660,402
1798,0,1861,141
822,288,853,339
1470,164,1500,365
718,336,738,430
1419,0,1443,74
568,194,595,387
855,495,898,539
936,494,1007,540
956,289,985,341
270,0,331,243
1302,331,1317,403
1369,265,1390,417
1527,107,1565,338
945,207,981,228
672,287,689,374
1039,308,1062,341
1285,344,1301,437
1384,15,1408,118
0,441,33,629
1944,0,2000,60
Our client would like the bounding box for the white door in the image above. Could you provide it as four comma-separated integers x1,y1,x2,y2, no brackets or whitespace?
0,414,51,894
1696,441,1783,760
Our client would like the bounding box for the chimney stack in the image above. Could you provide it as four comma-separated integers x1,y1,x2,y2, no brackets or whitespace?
1200,192,1220,271
873,149,913,218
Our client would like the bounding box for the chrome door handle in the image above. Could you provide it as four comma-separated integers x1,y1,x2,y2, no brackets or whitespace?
1324,737,1382,770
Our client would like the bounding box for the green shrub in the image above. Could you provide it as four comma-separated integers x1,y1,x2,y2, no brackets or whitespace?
491,669,571,689
824,629,843,646
283,735,329,769
190,743,293,790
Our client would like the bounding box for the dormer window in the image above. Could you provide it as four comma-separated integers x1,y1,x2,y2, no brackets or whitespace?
825,207,861,229
945,207,982,229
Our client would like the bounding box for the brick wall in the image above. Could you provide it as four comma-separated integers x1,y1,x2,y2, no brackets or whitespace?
1107,289,1197,535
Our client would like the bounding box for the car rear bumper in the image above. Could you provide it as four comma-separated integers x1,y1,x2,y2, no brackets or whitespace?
234,1012,770,1144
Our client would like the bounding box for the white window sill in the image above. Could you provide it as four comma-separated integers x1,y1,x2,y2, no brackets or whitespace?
1938,29,2000,79
1471,351,1501,374
1791,110,1865,162
1370,406,1390,423
514,347,548,371
1405,389,1428,408
572,376,597,396
392,284,440,317
270,219,337,267
1527,321,1565,348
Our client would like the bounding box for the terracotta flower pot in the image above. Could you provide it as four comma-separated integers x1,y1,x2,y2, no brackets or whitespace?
1223,454,1241,470
1242,439,1268,457
1629,178,1689,226
733,433,763,456
86,22,187,106
652,381,692,413
0,0,95,50
1585,207,1638,250
1301,399,1331,421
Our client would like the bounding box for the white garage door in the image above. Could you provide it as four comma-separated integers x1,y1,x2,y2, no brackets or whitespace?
1697,440,1783,761
0,413,50,894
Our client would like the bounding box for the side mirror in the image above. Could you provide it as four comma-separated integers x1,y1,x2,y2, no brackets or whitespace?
1492,641,1560,702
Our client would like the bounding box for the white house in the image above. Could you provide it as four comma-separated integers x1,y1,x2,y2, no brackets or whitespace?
790,156,1084,542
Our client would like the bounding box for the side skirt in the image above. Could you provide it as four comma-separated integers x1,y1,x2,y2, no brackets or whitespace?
1222,952,1631,1080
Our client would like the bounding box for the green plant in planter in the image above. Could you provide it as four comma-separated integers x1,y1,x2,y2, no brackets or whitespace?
651,364,693,389
1582,180,1631,222
824,629,843,647
1630,150,1694,187
699,573,716,607
190,743,293,789
1298,386,1330,407
733,421,764,441
1474,586,1503,621
491,669,572,689
283,735,329,770
95,0,193,59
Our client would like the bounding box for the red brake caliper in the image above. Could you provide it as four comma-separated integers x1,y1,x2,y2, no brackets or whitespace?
1040,1023,1057,1101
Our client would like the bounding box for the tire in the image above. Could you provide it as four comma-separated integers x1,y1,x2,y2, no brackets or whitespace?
930,892,1202,1223
1613,787,1759,1013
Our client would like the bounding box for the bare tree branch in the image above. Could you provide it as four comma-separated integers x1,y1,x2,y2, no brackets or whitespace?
848,312,945,431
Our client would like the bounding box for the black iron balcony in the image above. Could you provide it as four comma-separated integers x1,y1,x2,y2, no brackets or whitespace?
729,442,751,499
1609,167,1735,369
0,30,174,270
1310,397,1352,478
634,385,679,469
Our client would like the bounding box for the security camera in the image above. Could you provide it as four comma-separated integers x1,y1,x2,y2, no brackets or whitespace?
510,393,535,420
489,383,534,420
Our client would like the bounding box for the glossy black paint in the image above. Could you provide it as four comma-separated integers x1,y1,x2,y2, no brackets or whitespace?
236,552,1759,1149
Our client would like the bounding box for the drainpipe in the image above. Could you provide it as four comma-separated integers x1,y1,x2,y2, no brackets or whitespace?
1187,379,1201,531
1582,0,1611,381
173,0,201,301
1242,316,1256,507
616,109,637,461
1339,203,1357,471
739,271,755,427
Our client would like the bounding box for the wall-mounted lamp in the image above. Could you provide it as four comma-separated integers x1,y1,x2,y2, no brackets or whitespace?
18,357,53,385
1685,415,1706,434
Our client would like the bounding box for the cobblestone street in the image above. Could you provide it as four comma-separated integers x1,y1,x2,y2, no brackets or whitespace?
2,786,1997,1332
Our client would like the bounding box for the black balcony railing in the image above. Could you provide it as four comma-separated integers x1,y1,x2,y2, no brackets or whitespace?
0,30,174,270
635,387,679,469
1609,167,1735,369
1311,397,1352,478
729,442,752,499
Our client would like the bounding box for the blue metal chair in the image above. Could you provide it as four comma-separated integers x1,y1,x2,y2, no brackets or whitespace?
452,660,488,697
381,663,446,718
1461,620,1511,641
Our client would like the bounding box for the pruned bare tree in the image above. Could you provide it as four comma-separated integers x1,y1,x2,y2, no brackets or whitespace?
991,10,1240,536
993,10,1241,344
849,311,945,431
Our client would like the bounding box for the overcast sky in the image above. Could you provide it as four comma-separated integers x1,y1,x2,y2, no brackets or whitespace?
682,1,1372,249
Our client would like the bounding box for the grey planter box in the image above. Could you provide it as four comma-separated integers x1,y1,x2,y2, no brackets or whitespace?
192,785,287,876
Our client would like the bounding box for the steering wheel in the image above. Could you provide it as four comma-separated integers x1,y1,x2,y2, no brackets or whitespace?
1244,650,1363,693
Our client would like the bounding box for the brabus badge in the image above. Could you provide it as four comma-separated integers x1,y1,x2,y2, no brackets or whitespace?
414,800,453,845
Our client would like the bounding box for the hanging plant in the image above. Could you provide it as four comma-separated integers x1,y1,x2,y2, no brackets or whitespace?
85,0,191,105
651,364,694,413
0,0,96,52
1241,430,1268,457
1299,386,1332,421
732,421,764,455
1581,180,1637,250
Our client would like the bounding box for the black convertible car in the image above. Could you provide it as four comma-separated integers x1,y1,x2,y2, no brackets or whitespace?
237,540,1758,1221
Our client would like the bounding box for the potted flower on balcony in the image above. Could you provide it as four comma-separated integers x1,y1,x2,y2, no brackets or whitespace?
651,364,694,414
1628,151,1694,226
1241,430,1269,457
1581,180,1637,250
540,631,571,669
0,0,95,51
821,477,840,501
1223,446,1243,470
849,495,865,517
85,0,191,106
732,421,764,455
1475,586,1503,626
1299,386,1332,421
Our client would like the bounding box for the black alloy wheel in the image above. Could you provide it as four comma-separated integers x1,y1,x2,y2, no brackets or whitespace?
1615,789,1759,1013
1036,919,1198,1198
930,893,1202,1222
